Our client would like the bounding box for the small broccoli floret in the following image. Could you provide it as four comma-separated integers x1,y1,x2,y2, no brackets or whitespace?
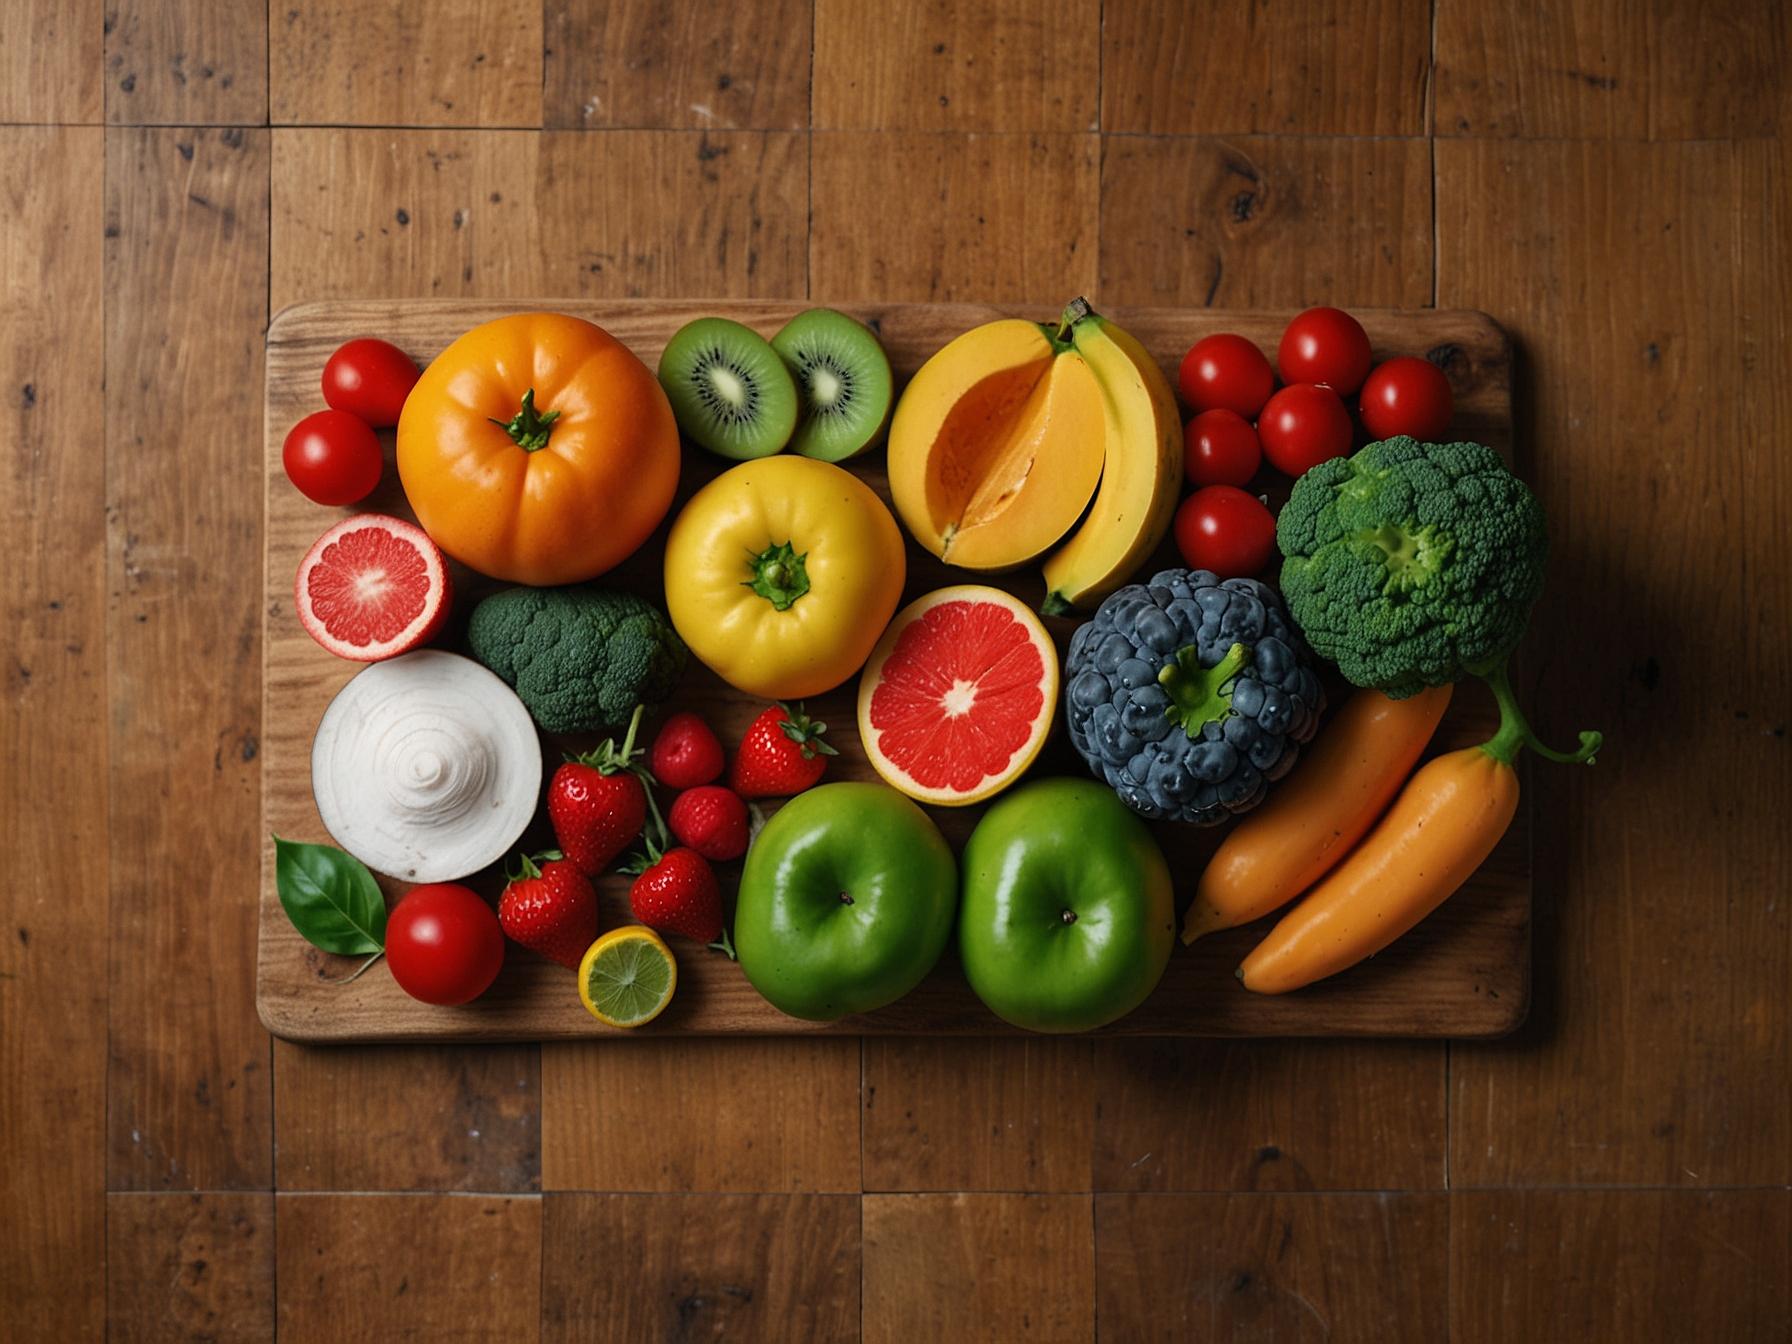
467,585,687,735
1276,437,1549,698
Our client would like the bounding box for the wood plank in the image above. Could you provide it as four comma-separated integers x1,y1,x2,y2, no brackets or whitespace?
0,0,103,123
274,1041,541,1192
811,131,1098,304
1434,0,1791,139
1091,1040,1446,1192
1098,134,1435,311
104,0,267,125
271,129,811,310
543,0,813,131
861,1039,1094,1191
107,126,271,1190
1101,0,1432,137
271,0,544,129
541,1193,861,1342
275,1193,541,1343
1095,1192,1449,1340
863,1193,1093,1342
813,0,1099,132
256,299,1522,1043
107,1192,275,1344
0,123,107,1344
541,1038,862,1191
1439,138,1792,1187
1452,1190,1791,1342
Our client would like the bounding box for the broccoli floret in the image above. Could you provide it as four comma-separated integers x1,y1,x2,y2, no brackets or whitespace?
467,585,687,735
1276,437,1548,699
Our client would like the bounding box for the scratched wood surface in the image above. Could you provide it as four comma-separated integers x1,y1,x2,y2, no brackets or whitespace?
257,298,1523,1043
7,0,1791,1339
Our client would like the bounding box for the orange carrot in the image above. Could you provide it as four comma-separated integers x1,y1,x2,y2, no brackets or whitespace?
1237,662,1599,995
1182,683,1454,944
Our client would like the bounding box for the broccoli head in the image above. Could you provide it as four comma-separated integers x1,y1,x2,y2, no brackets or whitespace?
1276,436,1548,699
467,585,687,735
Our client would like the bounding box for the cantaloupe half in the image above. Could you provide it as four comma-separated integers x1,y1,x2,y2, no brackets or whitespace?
887,319,1106,572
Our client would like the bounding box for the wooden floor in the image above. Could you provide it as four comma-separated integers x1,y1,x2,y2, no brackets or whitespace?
3,3,1789,1340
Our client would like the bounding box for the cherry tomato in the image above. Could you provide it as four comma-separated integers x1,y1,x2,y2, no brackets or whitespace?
1258,383,1354,477
1174,485,1278,580
1177,333,1276,419
385,883,505,1006
282,409,384,506
1184,408,1262,488
323,337,422,428
1358,355,1454,441
1277,307,1373,395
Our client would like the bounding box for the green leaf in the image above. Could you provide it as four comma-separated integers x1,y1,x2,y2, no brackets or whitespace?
274,836,387,956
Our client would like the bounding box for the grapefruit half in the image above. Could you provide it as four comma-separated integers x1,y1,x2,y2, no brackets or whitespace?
857,585,1059,806
295,514,453,661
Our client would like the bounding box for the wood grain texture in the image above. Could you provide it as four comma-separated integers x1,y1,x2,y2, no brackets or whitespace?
813,0,1099,132
257,299,1523,1043
0,124,108,1344
862,1039,1094,1192
541,1038,862,1192
1452,1190,1791,1342
1091,1040,1446,1192
1101,0,1433,137
107,126,271,1190
543,0,813,131
104,0,267,125
107,1192,275,1343
271,0,543,129
1095,1192,1449,1340
541,1193,861,1342
1435,0,1791,139
275,1193,541,1343
0,0,103,123
863,1193,1094,1342
274,1041,541,1192
1438,138,1792,1187
811,132,1098,304
1098,134,1435,311
271,129,811,309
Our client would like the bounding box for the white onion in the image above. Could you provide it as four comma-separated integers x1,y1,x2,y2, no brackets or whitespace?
311,650,542,882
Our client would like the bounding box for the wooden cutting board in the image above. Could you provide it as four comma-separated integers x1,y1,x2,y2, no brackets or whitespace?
258,299,1525,1042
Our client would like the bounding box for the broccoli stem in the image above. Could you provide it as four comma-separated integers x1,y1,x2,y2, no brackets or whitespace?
1159,641,1252,738
1477,659,1602,767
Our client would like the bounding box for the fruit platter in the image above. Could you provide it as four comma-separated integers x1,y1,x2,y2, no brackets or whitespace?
258,297,1553,1042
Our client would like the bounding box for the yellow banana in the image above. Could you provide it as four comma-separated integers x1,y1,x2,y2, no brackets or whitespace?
1040,299,1185,614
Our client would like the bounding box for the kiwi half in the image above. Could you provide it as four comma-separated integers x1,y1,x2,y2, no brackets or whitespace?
657,317,799,460
771,309,895,462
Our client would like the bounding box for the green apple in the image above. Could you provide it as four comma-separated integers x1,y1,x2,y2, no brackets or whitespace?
958,777,1175,1032
735,781,958,1020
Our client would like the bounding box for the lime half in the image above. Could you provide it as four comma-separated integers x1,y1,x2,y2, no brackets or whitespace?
578,927,677,1028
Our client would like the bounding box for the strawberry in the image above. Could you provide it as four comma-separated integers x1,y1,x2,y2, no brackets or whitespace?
728,702,838,800
626,844,726,945
549,704,662,876
668,785,750,861
651,711,725,790
499,852,599,969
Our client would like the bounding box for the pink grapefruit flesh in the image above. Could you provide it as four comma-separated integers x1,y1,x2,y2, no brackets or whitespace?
857,585,1058,806
295,514,453,661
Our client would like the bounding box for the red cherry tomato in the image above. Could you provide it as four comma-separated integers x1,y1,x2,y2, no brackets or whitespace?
1277,307,1373,395
1184,408,1262,488
1177,333,1276,419
1173,485,1278,580
322,338,421,428
282,409,384,506
385,883,505,1006
1258,383,1354,477
1358,355,1454,441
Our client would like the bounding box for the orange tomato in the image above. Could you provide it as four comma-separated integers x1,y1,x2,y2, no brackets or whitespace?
396,313,680,585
